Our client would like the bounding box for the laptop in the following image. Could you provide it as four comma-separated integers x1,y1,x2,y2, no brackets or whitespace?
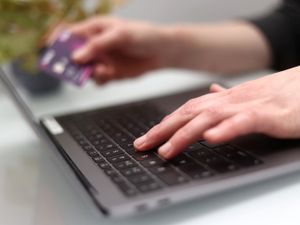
1,65,300,218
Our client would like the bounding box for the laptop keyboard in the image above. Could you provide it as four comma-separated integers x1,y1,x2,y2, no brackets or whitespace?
61,103,263,197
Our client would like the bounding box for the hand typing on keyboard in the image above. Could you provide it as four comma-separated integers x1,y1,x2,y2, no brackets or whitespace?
54,17,300,160
134,69,300,159
66,105,263,196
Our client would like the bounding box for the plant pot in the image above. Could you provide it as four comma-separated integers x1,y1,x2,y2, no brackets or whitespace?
11,58,62,96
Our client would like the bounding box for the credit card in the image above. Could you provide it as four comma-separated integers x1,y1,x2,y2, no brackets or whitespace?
38,31,93,86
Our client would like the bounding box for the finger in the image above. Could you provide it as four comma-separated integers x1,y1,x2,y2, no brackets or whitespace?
72,29,126,64
154,91,226,125
157,108,230,159
44,23,71,45
209,83,227,93
165,92,223,120
134,98,204,151
94,64,115,84
134,98,224,151
204,111,260,143
93,65,111,84
70,17,111,38
133,94,225,151
161,115,171,122
134,122,184,152
107,52,159,77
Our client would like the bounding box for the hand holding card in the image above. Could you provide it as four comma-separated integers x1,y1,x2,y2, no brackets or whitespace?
38,32,93,86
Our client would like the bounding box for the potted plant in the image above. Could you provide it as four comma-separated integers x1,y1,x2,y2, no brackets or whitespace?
0,0,123,95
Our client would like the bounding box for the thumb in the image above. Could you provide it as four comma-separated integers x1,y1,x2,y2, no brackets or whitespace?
72,29,126,64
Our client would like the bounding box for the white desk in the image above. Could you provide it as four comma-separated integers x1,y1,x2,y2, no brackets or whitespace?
1,69,300,225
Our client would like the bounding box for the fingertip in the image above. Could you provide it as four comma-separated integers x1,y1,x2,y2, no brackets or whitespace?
133,136,148,151
204,125,236,144
133,140,141,150
72,48,89,64
203,128,223,143
158,142,174,159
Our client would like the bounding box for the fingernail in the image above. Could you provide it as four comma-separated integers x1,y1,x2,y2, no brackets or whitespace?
134,135,147,149
158,142,173,158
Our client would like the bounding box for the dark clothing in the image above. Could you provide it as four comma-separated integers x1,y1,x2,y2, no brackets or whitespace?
251,0,300,71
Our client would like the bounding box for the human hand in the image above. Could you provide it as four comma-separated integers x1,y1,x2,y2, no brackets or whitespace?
69,17,177,84
134,67,300,159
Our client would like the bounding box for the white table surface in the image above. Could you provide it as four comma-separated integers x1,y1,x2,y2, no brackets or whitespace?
1,69,300,225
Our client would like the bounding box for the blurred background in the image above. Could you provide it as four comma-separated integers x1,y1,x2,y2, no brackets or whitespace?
112,0,279,22
0,0,280,96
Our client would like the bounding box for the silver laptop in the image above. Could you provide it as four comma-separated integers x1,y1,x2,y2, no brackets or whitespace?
1,64,300,218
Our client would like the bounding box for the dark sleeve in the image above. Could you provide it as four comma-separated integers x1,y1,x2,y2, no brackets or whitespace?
250,0,300,71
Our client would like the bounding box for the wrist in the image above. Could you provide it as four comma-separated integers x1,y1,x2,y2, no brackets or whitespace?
158,25,205,69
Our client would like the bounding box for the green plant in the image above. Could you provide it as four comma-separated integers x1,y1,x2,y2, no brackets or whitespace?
0,0,123,68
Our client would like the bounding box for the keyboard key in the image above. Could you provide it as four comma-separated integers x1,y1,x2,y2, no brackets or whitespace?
92,155,105,164
148,165,173,174
115,136,135,148
180,163,213,179
155,167,189,186
131,152,157,161
186,148,212,158
171,154,196,167
82,145,93,152
78,139,89,146
117,182,138,197
98,162,111,169
215,146,262,167
95,143,115,152
104,168,118,177
200,141,225,148
196,154,238,173
88,134,105,142
140,158,165,167
110,175,138,197
107,154,129,163
186,143,203,151
120,166,144,177
114,160,137,170
87,150,99,158
102,148,123,158
128,174,153,185
138,181,162,193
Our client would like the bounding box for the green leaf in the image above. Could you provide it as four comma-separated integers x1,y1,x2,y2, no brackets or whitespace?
0,0,120,67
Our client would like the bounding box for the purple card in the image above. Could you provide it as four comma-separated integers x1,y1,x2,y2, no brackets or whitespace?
38,31,93,86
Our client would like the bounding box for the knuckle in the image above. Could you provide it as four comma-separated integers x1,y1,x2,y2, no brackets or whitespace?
179,98,198,117
233,110,259,133
224,89,239,101
115,27,129,38
243,110,259,122
111,28,132,45
203,105,221,119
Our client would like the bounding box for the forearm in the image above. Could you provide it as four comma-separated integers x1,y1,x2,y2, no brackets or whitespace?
161,21,272,75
